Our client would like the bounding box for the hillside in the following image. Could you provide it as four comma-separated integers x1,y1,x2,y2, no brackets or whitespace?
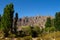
17,16,53,30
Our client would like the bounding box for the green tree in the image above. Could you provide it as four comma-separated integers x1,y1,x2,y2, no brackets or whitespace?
1,3,14,37
45,17,52,33
0,14,1,27
14,13,18,35
0,14,1,21
45,17,52,28
54,12,60,31
0,14,1,22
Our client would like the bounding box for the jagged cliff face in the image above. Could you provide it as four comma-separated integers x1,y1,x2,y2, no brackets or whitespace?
17,16,53,29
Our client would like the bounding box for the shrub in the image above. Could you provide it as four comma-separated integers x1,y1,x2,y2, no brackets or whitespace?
31,26,41,37
45,26,56,33
49,27,56,32
8,33,16,38
17,30,26,37
21,26,32,36
17,26,41,37
17,26,32,37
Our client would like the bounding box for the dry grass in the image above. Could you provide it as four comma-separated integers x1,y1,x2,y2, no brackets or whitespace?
0,31,60,40
37,31,60,40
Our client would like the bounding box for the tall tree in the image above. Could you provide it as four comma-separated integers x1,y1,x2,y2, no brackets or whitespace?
54,12,60,31
0,14,1,27
14,13,18,35
1,3,14,37
0,14,1,22
45,17,52,28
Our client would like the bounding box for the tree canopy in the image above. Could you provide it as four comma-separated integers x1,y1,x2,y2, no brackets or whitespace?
45,17,52,28
54,12,60,31
1,3,14,37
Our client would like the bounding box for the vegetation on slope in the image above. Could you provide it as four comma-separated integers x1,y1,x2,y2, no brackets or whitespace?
0,3,60,40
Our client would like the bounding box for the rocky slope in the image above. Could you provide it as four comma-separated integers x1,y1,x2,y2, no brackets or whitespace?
17,16,53,29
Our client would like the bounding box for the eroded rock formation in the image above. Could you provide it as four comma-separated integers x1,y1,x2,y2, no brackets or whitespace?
17,16,53,29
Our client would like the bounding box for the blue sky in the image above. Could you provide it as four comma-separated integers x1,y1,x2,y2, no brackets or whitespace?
0,0,60,18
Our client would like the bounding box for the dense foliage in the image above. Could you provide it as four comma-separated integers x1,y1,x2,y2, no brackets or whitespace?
54,12,60,31
31,26,41,37
14,13,18,35
45,17,52,28
1,3,14,37
0,15,1,26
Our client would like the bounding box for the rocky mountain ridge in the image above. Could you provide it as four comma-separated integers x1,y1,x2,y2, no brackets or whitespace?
17,16,53,29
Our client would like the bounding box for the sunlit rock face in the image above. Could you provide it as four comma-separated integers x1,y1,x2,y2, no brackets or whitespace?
17,16,53,30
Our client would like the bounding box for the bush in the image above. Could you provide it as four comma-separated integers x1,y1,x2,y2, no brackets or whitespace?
17,26,32,37
17,26,41,37
31,26,41,37
8,33,16,38
49,27,56,32
45,27,56,33
17,30,26,37
21,26,32,36
33,26,41,34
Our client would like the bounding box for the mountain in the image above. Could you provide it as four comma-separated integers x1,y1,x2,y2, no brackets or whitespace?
17,16,53,29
